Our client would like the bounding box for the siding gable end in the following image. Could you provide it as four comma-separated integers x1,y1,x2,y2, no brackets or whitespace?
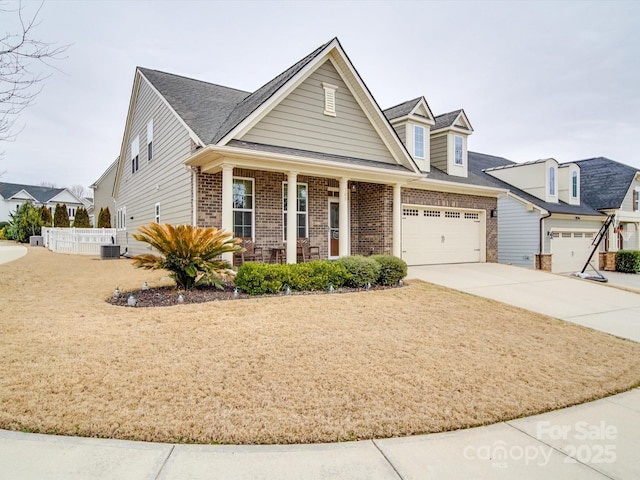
239,59,397,165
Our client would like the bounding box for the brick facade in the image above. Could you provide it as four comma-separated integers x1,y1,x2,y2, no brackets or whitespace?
536,254,552,271
196,168,498,262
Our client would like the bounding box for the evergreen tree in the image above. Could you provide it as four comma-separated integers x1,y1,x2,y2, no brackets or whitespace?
8,203,43,242
98,206,112,228
97,207,104,227
53,203,70,227
39,205,53,227
72,206,91,228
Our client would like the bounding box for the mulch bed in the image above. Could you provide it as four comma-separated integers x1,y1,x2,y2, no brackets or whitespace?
108,283,398,307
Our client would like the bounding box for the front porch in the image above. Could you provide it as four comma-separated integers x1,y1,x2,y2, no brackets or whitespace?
195,166,402,264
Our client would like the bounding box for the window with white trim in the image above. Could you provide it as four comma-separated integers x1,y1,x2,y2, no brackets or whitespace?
414,125,424,159
549,166,556,195
454,135,464,165
117,207,126,229
233,178,254,239
147,120,153,161
131,136,139,174
154,203,160,223
634,189,640,211
283,182,308,240
68,207,76,218
571,171,578,199
322,82,338,117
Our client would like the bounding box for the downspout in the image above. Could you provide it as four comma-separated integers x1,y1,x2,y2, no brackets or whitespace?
539,211,552,264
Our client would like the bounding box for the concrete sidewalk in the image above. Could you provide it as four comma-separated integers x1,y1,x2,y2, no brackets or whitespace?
0,241,28,265
409,263,640,342
2,388,638,479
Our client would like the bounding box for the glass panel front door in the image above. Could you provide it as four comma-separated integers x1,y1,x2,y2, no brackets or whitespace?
329,200,339,258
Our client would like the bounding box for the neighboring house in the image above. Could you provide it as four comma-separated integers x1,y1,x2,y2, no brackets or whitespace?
469,152,606,273
111,37,505,264
90,157,118,227
574,157,640,252
0,182,86,224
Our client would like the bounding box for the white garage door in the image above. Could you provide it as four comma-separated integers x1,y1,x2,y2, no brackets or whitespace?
550,231,597,273
401,206,482,266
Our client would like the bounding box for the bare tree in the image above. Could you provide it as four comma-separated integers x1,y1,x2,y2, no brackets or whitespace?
39,180,57,188
69,184,87,199
1,1,69,145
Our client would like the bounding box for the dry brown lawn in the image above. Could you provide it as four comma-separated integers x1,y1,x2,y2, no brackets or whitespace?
1,246,639,445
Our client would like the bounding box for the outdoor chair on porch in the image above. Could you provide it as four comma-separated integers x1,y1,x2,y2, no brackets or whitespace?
296,238,320,262
236,238,264,265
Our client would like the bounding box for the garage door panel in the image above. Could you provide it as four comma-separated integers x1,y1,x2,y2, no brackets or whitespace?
402,206,482,266
551,231,597,273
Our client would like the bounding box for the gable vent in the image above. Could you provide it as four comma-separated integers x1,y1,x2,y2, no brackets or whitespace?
322,82,338,117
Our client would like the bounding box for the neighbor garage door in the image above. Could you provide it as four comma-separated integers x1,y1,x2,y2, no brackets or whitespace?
401,206,482,266
550,231,597,273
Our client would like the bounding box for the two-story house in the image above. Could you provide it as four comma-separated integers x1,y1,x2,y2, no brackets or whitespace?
110,37,505,265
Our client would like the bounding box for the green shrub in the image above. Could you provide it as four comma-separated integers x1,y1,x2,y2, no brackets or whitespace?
235,262,286,295
38,206,53,227
615,250,640,273
6,203,43,243
371,255,407,285
336,255,381,288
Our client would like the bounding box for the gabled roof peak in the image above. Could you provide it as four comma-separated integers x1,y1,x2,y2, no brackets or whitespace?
432,109,473,132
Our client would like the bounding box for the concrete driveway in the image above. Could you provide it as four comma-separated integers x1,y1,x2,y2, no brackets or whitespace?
408,263,640,342
0,242,27,265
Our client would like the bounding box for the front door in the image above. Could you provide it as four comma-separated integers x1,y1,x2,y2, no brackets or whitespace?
329,199,339,258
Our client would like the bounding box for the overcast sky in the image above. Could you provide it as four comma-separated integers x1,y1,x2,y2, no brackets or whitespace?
1,0,639,192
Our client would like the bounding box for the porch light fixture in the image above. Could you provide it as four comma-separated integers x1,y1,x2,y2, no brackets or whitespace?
491,209,498,218
547,231,553,239
350,183,357,193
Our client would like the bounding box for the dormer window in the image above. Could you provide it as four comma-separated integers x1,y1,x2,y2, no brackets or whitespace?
571,171,578,199
549,166,556,195
414,125,424,159
454,135,463,165
322,82,338,117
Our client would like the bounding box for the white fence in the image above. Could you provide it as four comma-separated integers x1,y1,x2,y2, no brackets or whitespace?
42,227,118,255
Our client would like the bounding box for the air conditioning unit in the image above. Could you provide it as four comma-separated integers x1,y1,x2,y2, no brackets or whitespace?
100,244,120,260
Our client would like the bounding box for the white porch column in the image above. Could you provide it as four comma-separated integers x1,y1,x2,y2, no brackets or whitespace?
221,165,234,265
286,171,298,264
339,177,349,257
607,221,618,252
392,183,402,258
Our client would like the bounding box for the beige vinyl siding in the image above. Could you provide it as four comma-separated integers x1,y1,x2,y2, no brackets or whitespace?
115,77,193,255
240,60,396,164
392,123,407,147
620,178,640,211
430,134,447,171
92,161,117,227
497,196,539,268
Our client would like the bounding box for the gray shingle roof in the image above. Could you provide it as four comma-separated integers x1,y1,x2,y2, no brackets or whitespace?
573,157,638,210
468,152,604,216
433,110,463,130
138,67,250,144
383,98,422,121
0,182,65,204
228,140,411,172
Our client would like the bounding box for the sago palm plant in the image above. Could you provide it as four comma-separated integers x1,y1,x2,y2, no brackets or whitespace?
132,223,242,290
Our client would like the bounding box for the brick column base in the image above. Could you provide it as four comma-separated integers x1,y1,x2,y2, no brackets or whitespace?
599,252,617,271
535,254,552,271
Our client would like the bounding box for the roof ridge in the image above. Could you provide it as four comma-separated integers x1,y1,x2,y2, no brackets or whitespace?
137,67,250,95
434,109,463,118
